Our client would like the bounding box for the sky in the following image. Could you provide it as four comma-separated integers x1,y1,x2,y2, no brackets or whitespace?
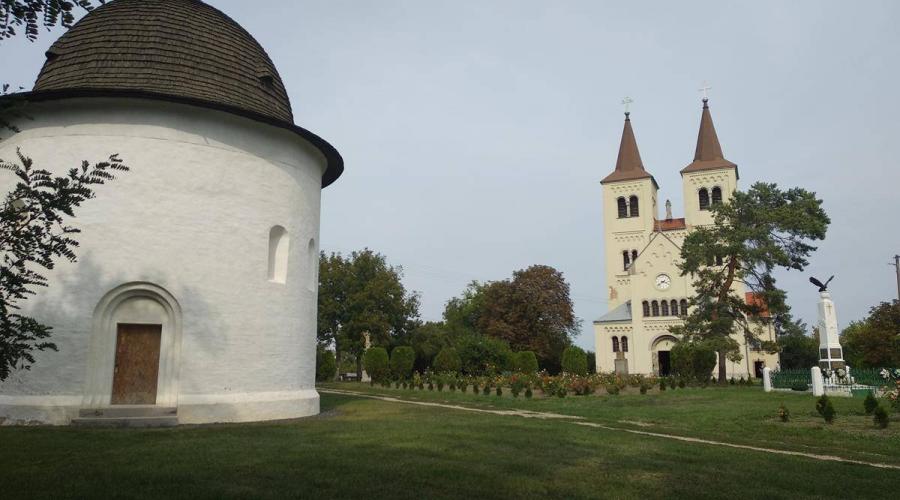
3,0,899,351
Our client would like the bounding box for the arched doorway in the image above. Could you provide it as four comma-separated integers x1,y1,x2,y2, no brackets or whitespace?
82,283,183,408
650,335,677,377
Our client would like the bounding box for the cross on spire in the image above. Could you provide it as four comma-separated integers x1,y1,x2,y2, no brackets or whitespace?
621,96,633,115
698,81,711,101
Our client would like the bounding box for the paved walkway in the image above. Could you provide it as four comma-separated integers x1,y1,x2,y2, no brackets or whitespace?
320,388,900,471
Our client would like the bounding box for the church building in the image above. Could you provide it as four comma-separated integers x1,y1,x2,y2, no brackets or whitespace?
0,0,342,425
593,98,778,378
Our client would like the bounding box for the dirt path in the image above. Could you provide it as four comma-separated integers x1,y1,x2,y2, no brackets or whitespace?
320,388,900,471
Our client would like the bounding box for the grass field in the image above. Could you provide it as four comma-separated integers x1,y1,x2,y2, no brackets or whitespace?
1,384,898,499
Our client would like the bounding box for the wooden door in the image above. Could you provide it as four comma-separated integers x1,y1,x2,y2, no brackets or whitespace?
111,323,162,405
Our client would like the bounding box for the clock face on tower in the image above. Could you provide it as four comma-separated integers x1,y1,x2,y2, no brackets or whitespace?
655,274,672,290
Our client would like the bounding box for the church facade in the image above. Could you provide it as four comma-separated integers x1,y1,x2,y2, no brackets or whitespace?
593,99,778,378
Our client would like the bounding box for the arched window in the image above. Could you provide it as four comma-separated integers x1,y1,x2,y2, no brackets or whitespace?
699,188,710,211
642,301,650,317
670,299,679,316
629,195,639,217
621,336,629,352
617,197,628,218
651,300,660,317
711,186,723,205
623,250,631,271
661,300,670,316
612,336,620,353
715,254,724,266
267,225,290,283
631,250,638,263
680,299,688,315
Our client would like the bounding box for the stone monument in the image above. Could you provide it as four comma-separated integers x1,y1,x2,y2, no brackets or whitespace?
810,276,844,369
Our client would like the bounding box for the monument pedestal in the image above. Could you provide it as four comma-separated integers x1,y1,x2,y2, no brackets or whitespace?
817,291,844,370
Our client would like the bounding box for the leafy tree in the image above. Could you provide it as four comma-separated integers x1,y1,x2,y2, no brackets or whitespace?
389,346,415,380
841,301,900,368
443,281,488,338
363,347,389,383
456,334,511,376
0,0,96,41
408,321,450,372
478,265,580,372
317,249,420,379
432,347,461,373
585,350,596,374
0,151,127,380
315,348,336,382
561,346,588,376
671,183,829,382
773,313,817,369
513,351,539,374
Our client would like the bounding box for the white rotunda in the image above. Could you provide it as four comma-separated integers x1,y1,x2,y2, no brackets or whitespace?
0,0,342,425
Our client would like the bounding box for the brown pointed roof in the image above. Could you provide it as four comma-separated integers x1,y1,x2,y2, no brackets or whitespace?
680,99,738,177
601,113,658,187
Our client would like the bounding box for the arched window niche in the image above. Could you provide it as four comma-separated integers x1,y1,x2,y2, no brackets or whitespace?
612,336,620,353
628,195,640,217
617,197,628,218
268,225,290,284
711,186,723,206
642,301,650,317
699,188,710,211
621,336,629,352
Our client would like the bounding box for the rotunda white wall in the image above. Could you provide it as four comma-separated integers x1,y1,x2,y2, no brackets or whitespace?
0,98,325,424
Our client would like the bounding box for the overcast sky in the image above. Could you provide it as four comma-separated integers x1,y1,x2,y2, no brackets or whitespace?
4,0,899,350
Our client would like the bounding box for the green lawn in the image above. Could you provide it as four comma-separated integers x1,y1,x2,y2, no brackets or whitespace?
0,385,898,499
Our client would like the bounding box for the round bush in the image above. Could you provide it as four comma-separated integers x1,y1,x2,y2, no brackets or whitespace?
315,349,336,382
363,347,390,383
874,405,889,429
514,351,540,374
561,346,588,376
390,346,416,380
433,347,462,373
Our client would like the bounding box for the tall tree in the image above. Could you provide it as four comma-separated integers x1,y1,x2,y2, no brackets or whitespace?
0,151,128,379
443,280,487,338
316,249,420,378
841,301,900,368
478,265,580,372
671,183,829,382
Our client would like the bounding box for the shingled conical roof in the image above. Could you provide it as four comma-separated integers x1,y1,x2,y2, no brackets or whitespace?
34,0,292,122
601,113,657,187
25,0,343,187
681,99,737,176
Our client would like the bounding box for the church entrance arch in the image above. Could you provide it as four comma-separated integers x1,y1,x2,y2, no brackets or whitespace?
82,283,183,408
650,335,677,377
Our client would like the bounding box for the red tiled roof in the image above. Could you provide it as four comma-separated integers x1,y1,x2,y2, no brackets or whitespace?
654,218,686,231
745,292,770,317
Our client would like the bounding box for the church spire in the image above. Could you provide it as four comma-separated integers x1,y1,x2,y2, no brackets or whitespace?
601,111,657,187
681,98,738,176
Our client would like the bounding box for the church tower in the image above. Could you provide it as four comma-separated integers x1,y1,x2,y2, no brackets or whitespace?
681,98,738,227
600,112,658,310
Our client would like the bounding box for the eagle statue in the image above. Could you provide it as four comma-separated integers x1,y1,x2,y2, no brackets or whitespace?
809,275,834,292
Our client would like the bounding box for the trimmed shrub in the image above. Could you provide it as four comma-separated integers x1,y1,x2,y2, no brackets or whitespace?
677,378,686,389
659,379,667,391
390,346,416,380
363,347,390,384
315,349,336,382
778,404,790,422
433,347,462,373
605,384,619,395
495,386,502,396
874,405,889,429
561,346,588,376
816,395,836,423
639,383,649,395
864,392,878,415
668,377,676,390
513,351,540,374
525,387,533,399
